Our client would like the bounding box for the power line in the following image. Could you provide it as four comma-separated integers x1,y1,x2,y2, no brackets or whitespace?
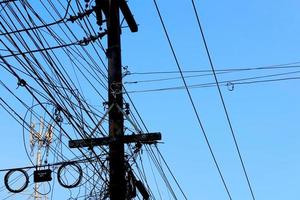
123,88,186,199
128,62,300,75
0,0,16,4
190,0,256,199
0,1,191,199
152,0,233,198
0,1,112,198
126,72,300,93
125,68,300,85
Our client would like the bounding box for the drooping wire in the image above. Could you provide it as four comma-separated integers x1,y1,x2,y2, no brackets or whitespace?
151,0,232,198
190,1,256,199
126,72,300,94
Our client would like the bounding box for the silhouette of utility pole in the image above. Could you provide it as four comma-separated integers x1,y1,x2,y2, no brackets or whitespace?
69,1,161,199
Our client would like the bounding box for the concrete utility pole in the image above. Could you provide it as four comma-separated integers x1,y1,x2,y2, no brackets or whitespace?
107,0,126,199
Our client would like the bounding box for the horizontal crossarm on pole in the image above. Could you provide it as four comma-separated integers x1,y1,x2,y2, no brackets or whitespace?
69,132,161,148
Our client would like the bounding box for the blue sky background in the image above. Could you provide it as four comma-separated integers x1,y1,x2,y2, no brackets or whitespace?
1,0,300,199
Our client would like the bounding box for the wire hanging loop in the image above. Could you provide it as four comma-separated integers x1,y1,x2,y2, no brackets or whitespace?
4,169,29,193
57,162,83,189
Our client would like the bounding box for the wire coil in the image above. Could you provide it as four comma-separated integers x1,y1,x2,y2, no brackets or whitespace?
57,162,82,188
4,169,29,193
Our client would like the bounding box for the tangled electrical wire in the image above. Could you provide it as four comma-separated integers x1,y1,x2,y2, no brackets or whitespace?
2,161,85,194
0,0,189,199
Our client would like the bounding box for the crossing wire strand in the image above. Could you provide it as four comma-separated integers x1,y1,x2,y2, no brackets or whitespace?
190,0,256,199
127,61,300,75
125,73,300,94
0,97,107,196
0,55,109,186
1,1,188,199
151,0,233,199
1,0,109,141
0,1,111,198
123,86,189,199
125,67,300,85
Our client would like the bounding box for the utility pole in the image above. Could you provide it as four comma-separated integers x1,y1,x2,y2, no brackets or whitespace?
107,0,126,199
69,1,161,199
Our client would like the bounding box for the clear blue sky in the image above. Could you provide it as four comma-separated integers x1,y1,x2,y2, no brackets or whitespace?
1,0,300,199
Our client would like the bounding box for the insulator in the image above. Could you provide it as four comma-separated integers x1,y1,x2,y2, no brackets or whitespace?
17,79,26,87
85,0,90,8
95,0,108,27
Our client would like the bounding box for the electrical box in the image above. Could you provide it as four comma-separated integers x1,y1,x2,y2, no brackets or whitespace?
34,169,52,183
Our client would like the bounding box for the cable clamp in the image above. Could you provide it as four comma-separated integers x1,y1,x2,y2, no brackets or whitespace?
17,79,26,88
226,82,235,91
